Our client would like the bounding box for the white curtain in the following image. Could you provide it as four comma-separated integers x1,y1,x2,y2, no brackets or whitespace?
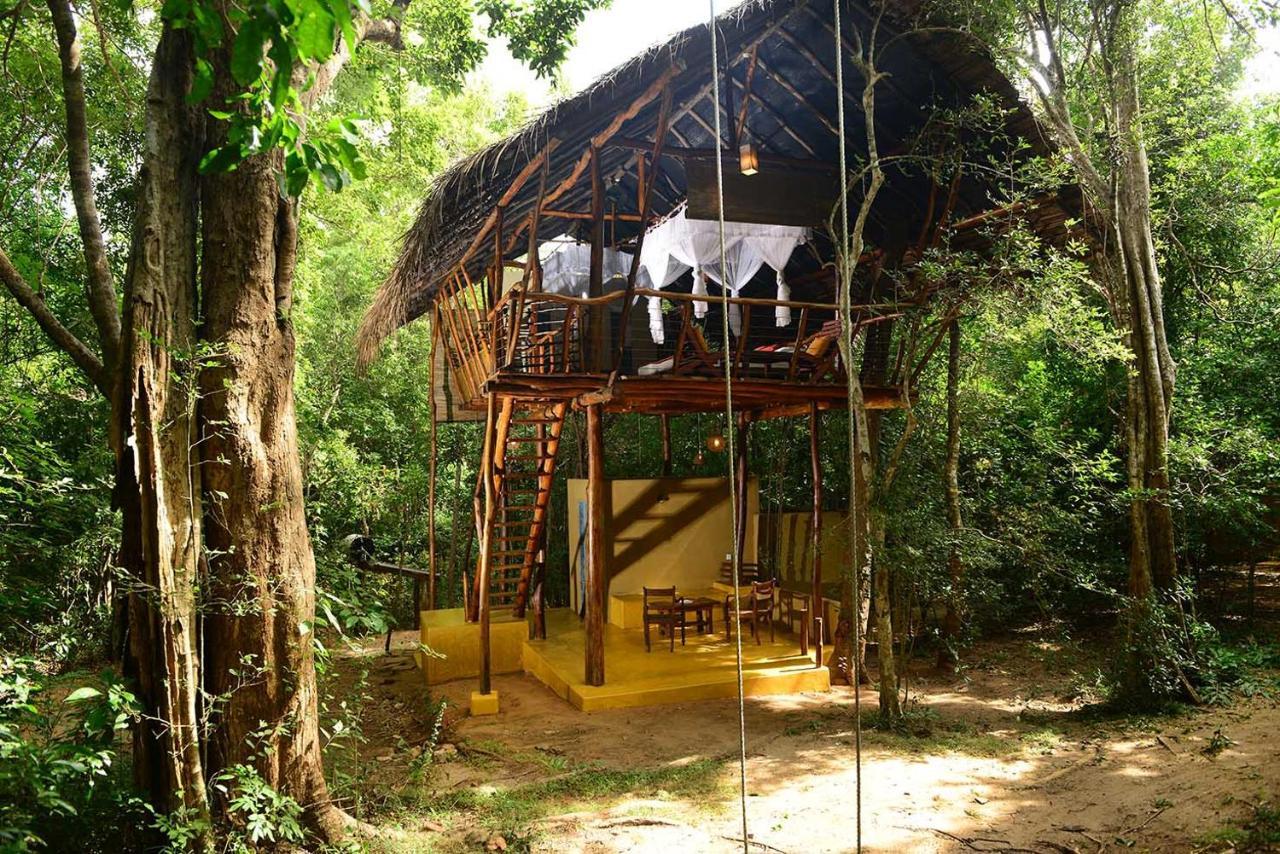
539,243,634,297
536,214,809,346
637,209,808,340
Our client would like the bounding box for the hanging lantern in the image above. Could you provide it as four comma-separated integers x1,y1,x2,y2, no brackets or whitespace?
693,450,706,466
706,433,726,453
738,142,759,176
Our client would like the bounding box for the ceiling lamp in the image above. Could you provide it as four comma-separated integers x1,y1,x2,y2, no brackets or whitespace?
738,142,759,176
706,433,727,453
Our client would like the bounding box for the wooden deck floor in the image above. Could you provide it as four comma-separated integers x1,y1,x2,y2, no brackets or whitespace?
523,608,830,711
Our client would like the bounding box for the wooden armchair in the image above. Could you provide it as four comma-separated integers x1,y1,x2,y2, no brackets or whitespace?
724,579,777,645
643,586,683,652
637,304,724,377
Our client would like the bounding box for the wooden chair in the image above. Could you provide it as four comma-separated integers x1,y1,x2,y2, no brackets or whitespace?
718,560,761,587
643,586,683,652
724,579,777,645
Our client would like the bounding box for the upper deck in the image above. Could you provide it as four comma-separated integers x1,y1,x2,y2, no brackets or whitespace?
433,275,905,419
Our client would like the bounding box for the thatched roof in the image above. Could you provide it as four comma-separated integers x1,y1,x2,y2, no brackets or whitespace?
358,0,1069,364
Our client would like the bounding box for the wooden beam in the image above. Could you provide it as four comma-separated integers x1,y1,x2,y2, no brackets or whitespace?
734,413,752,571
456,143,557,284
588,147,606,372
613,86,673,375
753,53,839,137
584,403,606,687
809,401,822,641
543,208,644,222
660,414,672,477
476,394,500,695
609,136,833,174
542,63,682,214
736,47,759,144
799,4,915,108
666,3,809,130
731,74,820,158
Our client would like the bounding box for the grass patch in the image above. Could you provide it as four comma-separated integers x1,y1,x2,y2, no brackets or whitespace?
383,755,730,851
782,708,1072,758
1196,797,1280,852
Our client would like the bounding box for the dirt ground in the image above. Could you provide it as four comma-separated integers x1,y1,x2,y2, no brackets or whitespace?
334,566,1280,853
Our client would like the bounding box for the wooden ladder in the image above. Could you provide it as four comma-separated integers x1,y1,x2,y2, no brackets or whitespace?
474,400,568,618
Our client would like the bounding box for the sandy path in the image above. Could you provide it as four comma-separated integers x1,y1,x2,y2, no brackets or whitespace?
337,628,1279,853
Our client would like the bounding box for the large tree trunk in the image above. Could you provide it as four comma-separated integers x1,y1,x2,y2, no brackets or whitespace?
1034,2,1177,599
939,319,964,671
115,25,211,834
1113,48,1177,593
197,60,345,839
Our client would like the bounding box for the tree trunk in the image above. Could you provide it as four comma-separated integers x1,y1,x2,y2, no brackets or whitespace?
116,25,212,835
1038,4,1177,599
197,59,345,838
1116,51,1172,594
939,319,964,671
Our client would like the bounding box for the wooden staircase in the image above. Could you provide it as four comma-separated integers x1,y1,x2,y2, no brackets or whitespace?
473,399,568,618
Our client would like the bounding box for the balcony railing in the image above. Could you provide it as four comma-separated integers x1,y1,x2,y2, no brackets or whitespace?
438,284,896,405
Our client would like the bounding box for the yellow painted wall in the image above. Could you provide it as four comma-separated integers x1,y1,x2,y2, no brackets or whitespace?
760,510,850,592
565,476,759,613
418,608,527,684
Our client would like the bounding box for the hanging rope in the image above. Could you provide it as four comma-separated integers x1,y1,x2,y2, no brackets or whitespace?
708,3,750,851
832,1,865,851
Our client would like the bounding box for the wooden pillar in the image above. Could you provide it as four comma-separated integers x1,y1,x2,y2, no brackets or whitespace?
426,309,439,613
809,402,822,639
733,413,752,571
659,414,672,477
476,394,498,695
584,403,606,686
490,205,505,311
588,147,606,372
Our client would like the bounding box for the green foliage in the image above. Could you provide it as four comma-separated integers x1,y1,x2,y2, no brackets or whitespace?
214,764,306,848
0,659,143,851
479,0,611,79
164,0,609,193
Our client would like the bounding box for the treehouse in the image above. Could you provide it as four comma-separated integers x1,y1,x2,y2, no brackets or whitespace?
358,0,1079,714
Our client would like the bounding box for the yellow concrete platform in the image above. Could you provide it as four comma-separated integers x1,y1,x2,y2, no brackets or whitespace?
523,609,829,712
470,690,500,716
419,608,527,685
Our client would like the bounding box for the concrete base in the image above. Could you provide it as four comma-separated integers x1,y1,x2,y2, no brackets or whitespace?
470,690,500,716
420,608,526,684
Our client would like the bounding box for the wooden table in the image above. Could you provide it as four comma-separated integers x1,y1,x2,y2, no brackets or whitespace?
677,597,717,635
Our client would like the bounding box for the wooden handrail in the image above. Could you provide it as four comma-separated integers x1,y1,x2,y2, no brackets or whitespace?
489,285,902,315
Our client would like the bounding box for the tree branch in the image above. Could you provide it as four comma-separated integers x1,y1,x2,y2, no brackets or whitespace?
46,0,121,369
0,245,107,392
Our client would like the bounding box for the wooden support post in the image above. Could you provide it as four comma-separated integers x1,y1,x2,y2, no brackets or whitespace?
809,402,822,640
588,147,606,373
799,605,809,656
427,309,439,613
660,414,672,477
490,205,505,312
815,616,824,670
612,87,672,376
733,413,752,571
477,394,498,695
584,403,606,687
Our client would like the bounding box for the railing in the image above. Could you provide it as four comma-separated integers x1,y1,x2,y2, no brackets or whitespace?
439,283,897,403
